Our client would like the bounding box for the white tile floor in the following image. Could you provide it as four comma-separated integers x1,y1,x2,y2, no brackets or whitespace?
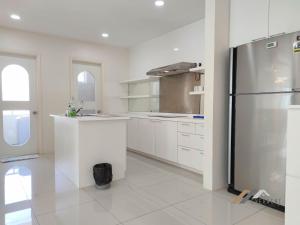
0,152,284,225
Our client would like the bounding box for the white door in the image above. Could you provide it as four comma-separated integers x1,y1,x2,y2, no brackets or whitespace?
0,54,38,157
71,61,102,114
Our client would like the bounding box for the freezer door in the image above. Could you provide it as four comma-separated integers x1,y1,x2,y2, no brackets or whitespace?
234,92,298,206
236,32,298,94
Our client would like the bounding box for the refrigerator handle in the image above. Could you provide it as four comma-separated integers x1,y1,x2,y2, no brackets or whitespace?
228,97,233,185
228,48,237,186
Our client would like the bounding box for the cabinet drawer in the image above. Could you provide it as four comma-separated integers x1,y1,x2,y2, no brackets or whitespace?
178,147,203,171
178,122,195,134
178,133,204,150
195,123,205,135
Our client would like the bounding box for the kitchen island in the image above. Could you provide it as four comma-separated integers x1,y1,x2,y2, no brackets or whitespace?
51,115,129,188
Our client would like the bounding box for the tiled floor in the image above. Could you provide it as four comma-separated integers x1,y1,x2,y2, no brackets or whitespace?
0,152,284,225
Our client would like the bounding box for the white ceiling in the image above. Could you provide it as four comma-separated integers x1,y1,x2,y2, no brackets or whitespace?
0,0,205,47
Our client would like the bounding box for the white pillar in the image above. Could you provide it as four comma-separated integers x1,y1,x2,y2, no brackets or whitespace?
203,0,230,190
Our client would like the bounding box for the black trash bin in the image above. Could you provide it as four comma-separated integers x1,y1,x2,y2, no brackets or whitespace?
93,163,113,189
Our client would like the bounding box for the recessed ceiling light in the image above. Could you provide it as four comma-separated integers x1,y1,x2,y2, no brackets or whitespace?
173,48,180,52
155,0,165,7
10,14,21,20
102,33,109,38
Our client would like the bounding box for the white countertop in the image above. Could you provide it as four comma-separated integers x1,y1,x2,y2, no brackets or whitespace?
124,112,205,123
288,105,300,109
50,114,130,121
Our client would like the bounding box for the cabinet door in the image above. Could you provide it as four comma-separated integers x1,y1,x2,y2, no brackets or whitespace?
178,147,203,171
230,0,269,47
138,119,155,155
127,118,139,150
287,109,300,178
285,176,300,225
154,120,178,162
269,0,300,36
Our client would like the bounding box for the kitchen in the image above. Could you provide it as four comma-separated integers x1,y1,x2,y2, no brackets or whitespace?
0,0,300,224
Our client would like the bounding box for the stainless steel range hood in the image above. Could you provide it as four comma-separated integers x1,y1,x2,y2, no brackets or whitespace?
146,62,197,77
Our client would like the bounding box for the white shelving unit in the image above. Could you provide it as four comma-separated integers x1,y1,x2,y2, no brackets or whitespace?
120,77,159,84
189,67,205,74
120,95,159,99
189,91,205,96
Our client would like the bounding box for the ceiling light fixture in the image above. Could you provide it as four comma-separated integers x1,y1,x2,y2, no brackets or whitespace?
10,14,21,20
155,0,165,7
173,48,180,52
102,33,109,38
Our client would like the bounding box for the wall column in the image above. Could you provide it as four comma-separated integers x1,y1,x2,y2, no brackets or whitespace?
203,0,231,190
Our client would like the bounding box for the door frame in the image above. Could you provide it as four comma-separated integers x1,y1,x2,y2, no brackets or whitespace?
69,57,104,113
0,50,43,154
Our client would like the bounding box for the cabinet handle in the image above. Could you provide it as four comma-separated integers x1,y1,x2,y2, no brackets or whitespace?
181,123,192,126
270,32,285,38
151,120,161,123
181,147,191,151
181,134,190,137
252,37,267,42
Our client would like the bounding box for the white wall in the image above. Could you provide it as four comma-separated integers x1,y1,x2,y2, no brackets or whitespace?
203,0,230,190
0,27,129,153
129,20,205,79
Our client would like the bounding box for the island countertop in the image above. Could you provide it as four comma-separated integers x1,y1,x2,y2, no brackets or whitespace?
50,114,130,122
52,113,128,188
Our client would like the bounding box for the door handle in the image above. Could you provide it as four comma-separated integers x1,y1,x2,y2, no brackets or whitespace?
252,37,267,42
32,111,38,115
270,32,285,38
181,147,191,151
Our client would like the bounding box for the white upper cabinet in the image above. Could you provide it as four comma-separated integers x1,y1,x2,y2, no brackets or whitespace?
230,0,269,47
269,0,300,36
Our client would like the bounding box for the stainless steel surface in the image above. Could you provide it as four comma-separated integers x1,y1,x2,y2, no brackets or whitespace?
234,92,295,205
236,32,296,94
159,73,201,114
146,62,197,77
230,31,300,207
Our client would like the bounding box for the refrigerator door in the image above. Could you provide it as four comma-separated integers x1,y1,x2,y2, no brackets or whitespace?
236,32,296,94
234,92,299,206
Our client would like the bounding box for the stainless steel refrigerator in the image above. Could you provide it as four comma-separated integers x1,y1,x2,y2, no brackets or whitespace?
228,31,300,211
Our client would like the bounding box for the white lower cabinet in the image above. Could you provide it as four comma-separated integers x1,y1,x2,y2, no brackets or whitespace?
178,133,204,150
153,120,178,162
285,176,300,225
178,146,203,171
127,117,205,173
138,119,155,155
127,118,139,150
